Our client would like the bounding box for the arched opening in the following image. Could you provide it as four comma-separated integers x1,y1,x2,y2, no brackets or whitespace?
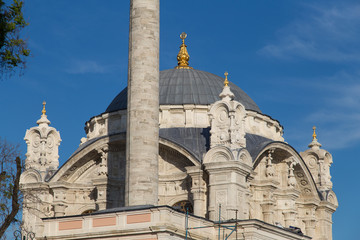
81,209,96,215
172,200,193,214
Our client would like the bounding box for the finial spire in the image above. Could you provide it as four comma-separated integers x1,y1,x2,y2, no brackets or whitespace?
175,32,193,69
312,126,317,140
42,101,46,116
308,125,322,149
37,101,51,126
224,72,229,87
219,71,234,101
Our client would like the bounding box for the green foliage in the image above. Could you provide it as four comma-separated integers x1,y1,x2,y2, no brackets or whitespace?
0,0,30,75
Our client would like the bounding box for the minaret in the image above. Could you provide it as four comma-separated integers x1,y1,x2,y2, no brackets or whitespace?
126,0,160,206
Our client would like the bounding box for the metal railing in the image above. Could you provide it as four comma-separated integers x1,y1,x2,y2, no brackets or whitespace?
13,230,35,240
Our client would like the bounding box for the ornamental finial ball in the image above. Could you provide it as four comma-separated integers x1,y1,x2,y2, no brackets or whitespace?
180,32,187,41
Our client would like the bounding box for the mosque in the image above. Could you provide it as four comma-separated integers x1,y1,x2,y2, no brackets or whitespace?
19,1,337,239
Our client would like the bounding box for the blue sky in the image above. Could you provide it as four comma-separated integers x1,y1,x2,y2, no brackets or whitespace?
0,0,359,238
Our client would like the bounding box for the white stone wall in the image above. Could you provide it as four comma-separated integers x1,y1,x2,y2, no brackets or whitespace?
83,106,283,144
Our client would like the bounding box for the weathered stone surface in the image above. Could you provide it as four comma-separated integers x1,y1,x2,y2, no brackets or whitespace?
126,0,160,206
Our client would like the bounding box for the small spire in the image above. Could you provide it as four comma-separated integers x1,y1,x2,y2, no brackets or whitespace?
219,71,234,101
308,125,321,149
42,101,47,116
312,126,317,140
37,101,50,126
175,32,193,69
224,72,229,87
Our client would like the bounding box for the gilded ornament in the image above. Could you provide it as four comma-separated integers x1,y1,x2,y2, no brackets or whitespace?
175,32,193,69
42,101,47,115
312,126,317,140
224,72,229,87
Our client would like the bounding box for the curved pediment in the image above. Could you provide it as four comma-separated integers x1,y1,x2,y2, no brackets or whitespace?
48,133,126,183
20,169,42,184
203,146,235,163
252,142,321,201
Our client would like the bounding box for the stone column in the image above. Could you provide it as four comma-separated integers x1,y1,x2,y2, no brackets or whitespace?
126,0,160,206
54,204,67,217
261,202,274,224
317,205,335,240
284,210,296,227
303,219,317,237
186,166,206,217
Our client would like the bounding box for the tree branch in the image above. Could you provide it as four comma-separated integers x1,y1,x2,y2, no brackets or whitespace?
0,157,21,238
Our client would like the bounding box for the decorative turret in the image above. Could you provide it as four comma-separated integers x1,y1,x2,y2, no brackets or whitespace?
23,101,61,180
301,127,334,191
175,32,193,69
204,71,251,221
209,72,245,149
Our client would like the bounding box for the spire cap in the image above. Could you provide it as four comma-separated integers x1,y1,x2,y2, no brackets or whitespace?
219,71,235,101
224,72,229,87
42,101,47,115
37,101,51,126
308,126,321,149
175,32,193,69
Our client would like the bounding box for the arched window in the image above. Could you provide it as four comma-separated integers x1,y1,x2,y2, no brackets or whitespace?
172,201,193,214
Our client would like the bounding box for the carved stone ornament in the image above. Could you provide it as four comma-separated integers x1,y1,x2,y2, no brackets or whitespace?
265,149,275,177
209,90,246,150
97,146,109,176
286,158,297,188
24,113,61,173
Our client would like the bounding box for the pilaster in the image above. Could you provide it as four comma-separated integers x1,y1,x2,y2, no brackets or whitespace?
316,203,335,240
185,166,206,217
52,185,68,216
53,203,67,217
204,161,252,221
93,178,108,210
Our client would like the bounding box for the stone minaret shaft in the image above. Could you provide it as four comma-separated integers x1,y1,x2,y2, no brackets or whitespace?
126,0,160,206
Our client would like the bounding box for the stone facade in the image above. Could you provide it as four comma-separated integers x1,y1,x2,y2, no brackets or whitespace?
20,81,338,239
19,0,337,239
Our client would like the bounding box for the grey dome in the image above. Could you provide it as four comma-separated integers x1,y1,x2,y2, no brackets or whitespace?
106,69,261,113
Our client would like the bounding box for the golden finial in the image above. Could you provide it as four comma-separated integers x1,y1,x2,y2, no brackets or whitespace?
180,32,186,43
312,126,317,140
42,101,46,116
175,32,193,69
224,72,229,87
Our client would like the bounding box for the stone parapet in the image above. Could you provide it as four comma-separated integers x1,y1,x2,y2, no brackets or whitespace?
39,206,310,240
